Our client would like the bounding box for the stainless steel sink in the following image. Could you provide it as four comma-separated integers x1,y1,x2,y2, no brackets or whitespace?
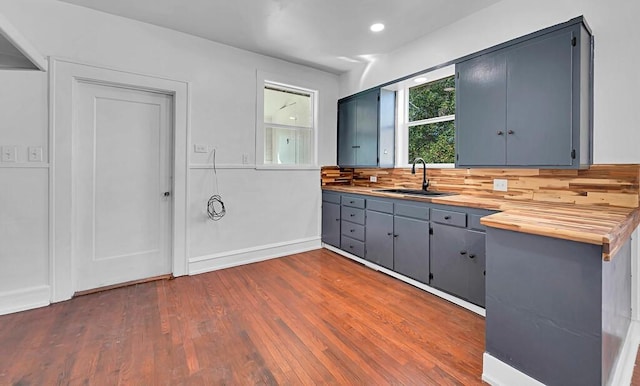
374,188,454,197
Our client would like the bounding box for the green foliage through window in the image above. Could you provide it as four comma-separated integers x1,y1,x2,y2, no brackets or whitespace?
407,75,455,164
408,121,455,164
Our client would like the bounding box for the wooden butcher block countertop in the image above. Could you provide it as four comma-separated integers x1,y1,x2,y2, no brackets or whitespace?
322,186,640,261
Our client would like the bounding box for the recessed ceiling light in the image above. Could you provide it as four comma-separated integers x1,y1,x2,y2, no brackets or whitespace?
414,77,427,83
370,23,385,32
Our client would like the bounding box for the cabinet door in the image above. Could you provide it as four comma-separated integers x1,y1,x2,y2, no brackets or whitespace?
506,28,574,166
355,89,379,166
456,52,507,166
321,202,341,247
365,210,394,269
394,216,430,284
337,98,357,166
430,224,468,299
464,230,486,307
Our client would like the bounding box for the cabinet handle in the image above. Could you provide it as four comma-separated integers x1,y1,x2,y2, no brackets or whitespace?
393,234,398,238
469,254,476,259
350,214,355,217
349,201,354,204
349,245,354,249
387,232,393,236
352,145,361,149
335,218,340,221
507,130,514,135
497,130,504,135
444,215,451,220
350,229,355,233
460,251,467,255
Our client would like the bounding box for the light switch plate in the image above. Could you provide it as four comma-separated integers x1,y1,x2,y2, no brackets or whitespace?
1,146,16,162
369,176,378,182
194,144,208,153
28,146,43,162
493,179,508,192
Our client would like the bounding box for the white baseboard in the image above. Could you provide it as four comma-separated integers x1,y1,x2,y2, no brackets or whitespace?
323,243,486,317
482,353,545,386
608,320,640,386
188,237,322,275
0,285,50,316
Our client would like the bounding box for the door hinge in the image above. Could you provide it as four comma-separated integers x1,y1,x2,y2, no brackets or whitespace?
571,149,576,159
429,227,433,235
571,37,577,46
429,273,434,280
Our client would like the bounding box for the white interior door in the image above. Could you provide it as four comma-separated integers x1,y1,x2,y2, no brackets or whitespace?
73,81,173,292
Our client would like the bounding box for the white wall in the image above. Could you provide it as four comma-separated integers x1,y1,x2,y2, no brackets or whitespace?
0,0,338,312
340,0,640,164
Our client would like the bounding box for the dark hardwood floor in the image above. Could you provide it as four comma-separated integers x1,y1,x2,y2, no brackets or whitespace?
0,249,485,385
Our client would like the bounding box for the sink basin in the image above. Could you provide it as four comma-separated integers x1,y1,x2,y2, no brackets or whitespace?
374,188,454,197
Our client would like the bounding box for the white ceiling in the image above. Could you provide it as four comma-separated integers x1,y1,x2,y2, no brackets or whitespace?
58,0,501,74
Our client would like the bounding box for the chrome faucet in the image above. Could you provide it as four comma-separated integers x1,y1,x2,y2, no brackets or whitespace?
411,157,429,191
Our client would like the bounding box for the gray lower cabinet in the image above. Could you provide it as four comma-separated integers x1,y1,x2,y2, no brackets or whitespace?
430,218,487,307
323,191,489,307
340,196,365,258
365,210,394,269
394,216,430,283
321,193,341,248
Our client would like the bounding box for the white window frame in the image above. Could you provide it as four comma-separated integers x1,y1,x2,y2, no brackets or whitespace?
396,65,456,168
256,70,319,170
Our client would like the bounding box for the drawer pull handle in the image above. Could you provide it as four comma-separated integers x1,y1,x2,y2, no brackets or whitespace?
350,229,355,232
350,214,355,217
393,234,398,238
387,232,393,236
469,254,476,259
460,251,467,255
349,245,354,249
444,215,451,220
335,218,340,221
350,201,354,204
497,130,504,135
507,130,514,135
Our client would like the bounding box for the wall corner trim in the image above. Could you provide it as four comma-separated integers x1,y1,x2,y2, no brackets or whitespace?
482,352,545,386
0,285,50,316
188,237,321,275
608,321,640,386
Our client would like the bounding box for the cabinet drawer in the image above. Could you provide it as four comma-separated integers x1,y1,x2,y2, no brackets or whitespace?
469,214,487,232
342,196,365,209
341,220,365,241
341,236,365,258
432,209,466,227
367,199,393,214
341,206,365,225
322,192,341,204
395,203,430,221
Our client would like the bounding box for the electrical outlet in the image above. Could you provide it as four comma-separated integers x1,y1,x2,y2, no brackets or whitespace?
1,146,16,162
28,146,43,162
194,144,208,153
493,179,508,192
242,154,249,164
369,176,378,183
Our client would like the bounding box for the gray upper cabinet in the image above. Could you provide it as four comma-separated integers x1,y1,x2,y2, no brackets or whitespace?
456,18,592,168
337,88,396,167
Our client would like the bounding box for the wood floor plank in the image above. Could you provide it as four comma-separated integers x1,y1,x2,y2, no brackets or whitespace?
0,249,485,385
